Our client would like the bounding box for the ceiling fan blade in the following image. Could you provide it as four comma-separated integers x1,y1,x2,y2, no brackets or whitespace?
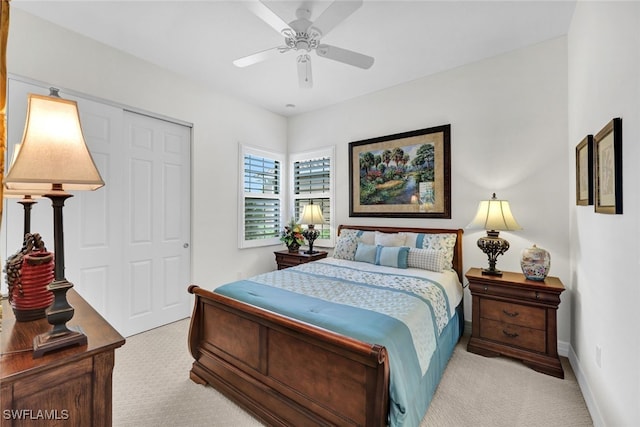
233,46,289,68
310,0,363,37
297,54,313,88
316,44,374,69
248,0,294,35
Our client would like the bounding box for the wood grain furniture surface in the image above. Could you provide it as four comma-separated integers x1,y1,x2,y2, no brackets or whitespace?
274,249,328,270
188,225,464,426
1,290,125,426
466,267,565,378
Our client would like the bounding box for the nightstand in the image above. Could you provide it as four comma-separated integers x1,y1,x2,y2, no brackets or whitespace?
1,290,125,426
274,250,328,270
466,267,565,378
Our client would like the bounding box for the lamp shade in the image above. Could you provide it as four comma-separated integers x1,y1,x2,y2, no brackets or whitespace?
3,189,45,199
299,203,325,225
3,144,46,198
5,93,104,192
467,193,522,231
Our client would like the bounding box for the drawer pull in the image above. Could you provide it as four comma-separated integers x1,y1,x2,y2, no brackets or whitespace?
502,330,519,339
483,286,488,292
502,309,519,317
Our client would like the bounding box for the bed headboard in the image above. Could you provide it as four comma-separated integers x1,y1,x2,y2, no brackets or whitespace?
337,225,464,283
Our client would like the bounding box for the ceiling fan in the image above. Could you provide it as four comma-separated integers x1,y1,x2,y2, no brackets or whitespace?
234,0,374,88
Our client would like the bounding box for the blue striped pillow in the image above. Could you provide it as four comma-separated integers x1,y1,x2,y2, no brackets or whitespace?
376,246,410,269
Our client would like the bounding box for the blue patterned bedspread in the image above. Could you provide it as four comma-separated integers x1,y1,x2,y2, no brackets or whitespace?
214,259,454,427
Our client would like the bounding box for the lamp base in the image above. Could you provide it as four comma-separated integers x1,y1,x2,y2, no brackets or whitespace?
477,230,510,277
302,226,320,256
481,268,503,276
32,278,87,358
33,325,87,358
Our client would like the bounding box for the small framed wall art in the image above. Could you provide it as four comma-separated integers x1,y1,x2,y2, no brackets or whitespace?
575,135,593,206
594,118,622,214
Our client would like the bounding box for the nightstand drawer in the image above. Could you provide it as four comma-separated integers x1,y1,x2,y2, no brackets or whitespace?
480,299,545,330
480,319,546,353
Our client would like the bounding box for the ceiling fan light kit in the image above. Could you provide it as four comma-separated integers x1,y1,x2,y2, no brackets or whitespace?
235,0,375,88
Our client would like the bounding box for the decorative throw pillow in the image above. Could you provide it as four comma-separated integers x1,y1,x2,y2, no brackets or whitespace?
407,248,445,272
403,232,423,248
421,234,457,270
333,230,359,260
374,231,407,247
354,243,378,264
357,231,375,245
376,246,410,269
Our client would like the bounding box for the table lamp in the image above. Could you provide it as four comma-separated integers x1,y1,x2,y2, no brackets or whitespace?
467,193,522,276
4,144,47,236
299,202,325,254
5,88,105,357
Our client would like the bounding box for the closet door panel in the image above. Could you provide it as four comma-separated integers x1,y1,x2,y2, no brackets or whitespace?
122,111,191,337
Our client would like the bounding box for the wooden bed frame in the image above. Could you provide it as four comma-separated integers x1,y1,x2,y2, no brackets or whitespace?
188,225,464,426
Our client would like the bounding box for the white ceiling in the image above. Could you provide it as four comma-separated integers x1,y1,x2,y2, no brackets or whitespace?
12,0,576,117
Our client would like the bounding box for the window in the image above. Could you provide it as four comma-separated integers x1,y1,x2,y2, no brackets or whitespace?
290,147,335,247
239,144,285,248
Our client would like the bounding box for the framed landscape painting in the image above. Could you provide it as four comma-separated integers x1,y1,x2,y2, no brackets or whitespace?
349,124,451,218
594,118,622,214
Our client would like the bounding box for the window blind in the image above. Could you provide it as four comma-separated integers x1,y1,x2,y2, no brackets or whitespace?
293,156,331,240
294,157,330,194
243,153,281,242
244,154,280,194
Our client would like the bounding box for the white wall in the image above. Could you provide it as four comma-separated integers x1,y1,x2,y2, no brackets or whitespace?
6,9,288,290
568,2,640,426
288,38,571,340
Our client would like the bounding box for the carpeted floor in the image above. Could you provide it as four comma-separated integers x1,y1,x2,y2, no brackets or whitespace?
112,318,593,427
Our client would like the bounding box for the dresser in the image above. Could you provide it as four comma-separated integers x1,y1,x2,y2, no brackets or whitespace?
466,267,565,378
1,290,125,426
274,249,328,270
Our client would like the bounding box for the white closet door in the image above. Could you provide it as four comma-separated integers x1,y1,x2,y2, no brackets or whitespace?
122,111,192,337
4,78,192,337
63,93,125,325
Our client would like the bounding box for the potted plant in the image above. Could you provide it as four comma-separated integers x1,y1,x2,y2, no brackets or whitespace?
280,219,305,253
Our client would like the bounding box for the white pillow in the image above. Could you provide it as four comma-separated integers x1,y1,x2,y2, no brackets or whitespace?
358,231,375,245
374,231,406,247
407,248,445,272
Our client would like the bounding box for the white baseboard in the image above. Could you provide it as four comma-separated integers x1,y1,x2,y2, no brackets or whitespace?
567,344,605,427
463,320,472,336
558,339,569,357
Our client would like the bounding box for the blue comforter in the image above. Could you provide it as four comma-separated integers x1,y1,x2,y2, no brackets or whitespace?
215,259,455,427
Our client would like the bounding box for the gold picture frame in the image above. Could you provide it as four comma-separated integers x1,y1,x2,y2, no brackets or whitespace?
575,135,593,206
594,118,622,214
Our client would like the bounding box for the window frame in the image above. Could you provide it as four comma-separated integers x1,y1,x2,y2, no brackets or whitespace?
289,146,336,248
238,144,285,248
